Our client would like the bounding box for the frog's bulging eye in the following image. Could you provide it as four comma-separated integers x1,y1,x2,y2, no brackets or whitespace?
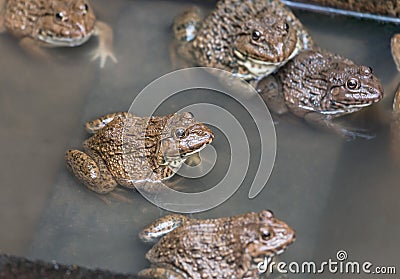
175,128,186,138
283,23,289,32
261,230,271,241
55,12,64,21
346,78,359,90
252,30,261,41
84,4,89,12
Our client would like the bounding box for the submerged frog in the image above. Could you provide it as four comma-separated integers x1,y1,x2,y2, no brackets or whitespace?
138,210,295,279
172,0,313,80
258,49,384,139
0,0,116,67
66,112,213,195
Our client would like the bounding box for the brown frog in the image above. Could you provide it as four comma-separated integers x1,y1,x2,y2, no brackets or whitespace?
138,210,295,279
258,49,384,139
172,0,314,80
0,0,116,67
65,112,214,195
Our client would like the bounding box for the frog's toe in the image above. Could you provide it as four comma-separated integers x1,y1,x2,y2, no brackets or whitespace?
91,47,118,68
338,126,376,141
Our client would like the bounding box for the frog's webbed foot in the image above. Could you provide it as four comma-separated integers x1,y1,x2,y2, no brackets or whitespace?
257,75,288,115
139,214,189,243
65,149,118,194
138,268,185,279
91,21,117,68
304,112,375,140
85,112,131,133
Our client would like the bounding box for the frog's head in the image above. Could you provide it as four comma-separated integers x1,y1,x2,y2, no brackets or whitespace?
242,210,295,262
160,112,214,161
233,12,298,76
322,63,384,112
35,0,96,47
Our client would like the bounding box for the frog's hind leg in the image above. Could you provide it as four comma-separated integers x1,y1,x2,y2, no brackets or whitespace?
138,268,185,279
85,112,131,133
257,75,289,115
139,214,189,243
170,6,203,69
65,149,118,194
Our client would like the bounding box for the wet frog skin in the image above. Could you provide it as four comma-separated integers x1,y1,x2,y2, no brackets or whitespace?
258,49,384,139
172,0,314,80
138,210,295,279
65,112,213,195
0,0,116,67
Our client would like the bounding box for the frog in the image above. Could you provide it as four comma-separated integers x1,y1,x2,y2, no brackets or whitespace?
0,0,116,68
257,49,384,139
65,112,214,195
391,33,400,72
171,0,314,80
138,210,295,279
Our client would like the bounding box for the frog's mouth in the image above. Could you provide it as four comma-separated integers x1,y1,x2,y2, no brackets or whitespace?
233,47,299,77
37,30,93,47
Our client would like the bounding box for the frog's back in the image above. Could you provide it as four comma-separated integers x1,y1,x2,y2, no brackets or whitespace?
146,213,259,278
84,114,166,182
4,0,45,37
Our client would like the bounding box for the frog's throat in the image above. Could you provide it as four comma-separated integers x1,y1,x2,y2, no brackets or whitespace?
37,30,93,47
233,38,301,76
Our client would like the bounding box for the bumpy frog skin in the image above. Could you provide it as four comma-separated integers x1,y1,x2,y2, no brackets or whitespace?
0,0,116,67
138,210,295,279
65,112,213,195
258,49,384,139
172,0,313,80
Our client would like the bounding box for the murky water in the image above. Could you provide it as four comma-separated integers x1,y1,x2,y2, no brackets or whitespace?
0,0,399,278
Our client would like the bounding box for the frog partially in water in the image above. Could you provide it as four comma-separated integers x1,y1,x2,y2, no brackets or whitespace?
0,0,116,67
138,210,295,279
172,0,314,80
258,49,384,139
65,112,213,195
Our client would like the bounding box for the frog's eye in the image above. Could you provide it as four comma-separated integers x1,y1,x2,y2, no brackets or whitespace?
175,128,186,138
55,12,64,21
252,30,261,41
261,230,271,241
346,78,359,90
84,4,89,12
283,23,289,32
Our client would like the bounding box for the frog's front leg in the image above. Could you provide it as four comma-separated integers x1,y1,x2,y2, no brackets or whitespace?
91,20,117,68
138,267,186,279
139,214,189,243
303,112,375,140
65,149,118,194
257,75,288,115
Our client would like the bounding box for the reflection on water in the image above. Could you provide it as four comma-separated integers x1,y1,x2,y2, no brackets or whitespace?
0,0,399,277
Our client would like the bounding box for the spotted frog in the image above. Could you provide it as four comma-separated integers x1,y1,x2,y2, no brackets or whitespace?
0,0,116,67
258,49,384,139
65,112,213,195
138,210,295,279
172,0,314,80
